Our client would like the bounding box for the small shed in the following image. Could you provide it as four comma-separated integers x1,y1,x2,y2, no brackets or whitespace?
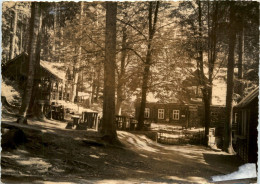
234,87,258,163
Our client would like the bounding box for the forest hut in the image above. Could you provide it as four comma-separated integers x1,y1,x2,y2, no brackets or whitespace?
2,52,67,103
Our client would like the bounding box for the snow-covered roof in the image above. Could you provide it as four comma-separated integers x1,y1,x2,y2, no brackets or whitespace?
40,60,66,81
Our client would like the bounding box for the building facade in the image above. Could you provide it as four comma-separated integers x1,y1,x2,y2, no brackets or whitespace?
135,102,226,129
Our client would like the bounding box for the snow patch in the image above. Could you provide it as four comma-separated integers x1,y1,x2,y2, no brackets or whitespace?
211,163,257,182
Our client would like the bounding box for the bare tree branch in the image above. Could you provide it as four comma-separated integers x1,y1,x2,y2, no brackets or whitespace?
117,18,147,41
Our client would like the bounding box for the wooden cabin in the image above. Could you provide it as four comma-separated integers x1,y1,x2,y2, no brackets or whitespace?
135,102,227,129
2,53,70,104
234,87,258,163
135,69,227,128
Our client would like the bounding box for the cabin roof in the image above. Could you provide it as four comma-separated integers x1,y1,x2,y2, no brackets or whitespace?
236,87,259,108
3,53,66,82
40,60,66,81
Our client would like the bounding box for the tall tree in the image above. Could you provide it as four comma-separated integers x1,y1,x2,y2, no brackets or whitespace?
171,1,223,145
237,11,244,101
223,2,236,154
9,4,18,60
101,2,118,142
115,24,127,115
17,2,42,124
138,1,160,130
70,1,84,103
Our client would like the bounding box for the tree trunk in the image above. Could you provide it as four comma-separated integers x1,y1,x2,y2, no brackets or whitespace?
95,66,101,102
203,2,218,145
223,2,236,154
203,96,211,144
92,80,96,104
138,62,151,130
17,3,42,124
116,83,123,115
70,2,84,103
70,69,79,102
9,4,18,60
237,18,244,101
197,1,209,144
138,2,159,130
101,2,118,142
28,11,44,118
52,3,56,56
20,15,24,54
116,26,127,115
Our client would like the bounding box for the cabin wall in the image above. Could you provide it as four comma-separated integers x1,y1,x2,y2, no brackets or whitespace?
234,97,258,163
135,103,226,128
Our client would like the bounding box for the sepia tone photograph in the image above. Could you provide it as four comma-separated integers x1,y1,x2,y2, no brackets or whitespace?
1,1,259,183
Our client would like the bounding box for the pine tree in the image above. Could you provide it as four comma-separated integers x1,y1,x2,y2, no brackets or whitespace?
223,2,236,154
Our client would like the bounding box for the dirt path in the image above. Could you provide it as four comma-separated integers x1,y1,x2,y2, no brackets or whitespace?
1,119,243,184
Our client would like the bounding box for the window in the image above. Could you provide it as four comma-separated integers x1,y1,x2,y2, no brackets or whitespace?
197,87,202,96
144,108,150,118
158,109,164,119
173,110,180,120
192,86,197,95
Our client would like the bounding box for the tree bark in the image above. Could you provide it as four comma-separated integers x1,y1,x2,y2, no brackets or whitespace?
9,4,18,60
237,17,244,101
138,2,159,130
95,66,101,102
116,26,127,115
20,15,24,54
52,3,56,56
91,77,96,104
70,65,79,102
202,1,218,145
197,1,209,144
223,2,236,154
70,2,84,103
101,2,118,142
17,3,42,124
28,10,44,118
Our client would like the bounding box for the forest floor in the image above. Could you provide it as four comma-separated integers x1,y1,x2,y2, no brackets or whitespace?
1,112,245,184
